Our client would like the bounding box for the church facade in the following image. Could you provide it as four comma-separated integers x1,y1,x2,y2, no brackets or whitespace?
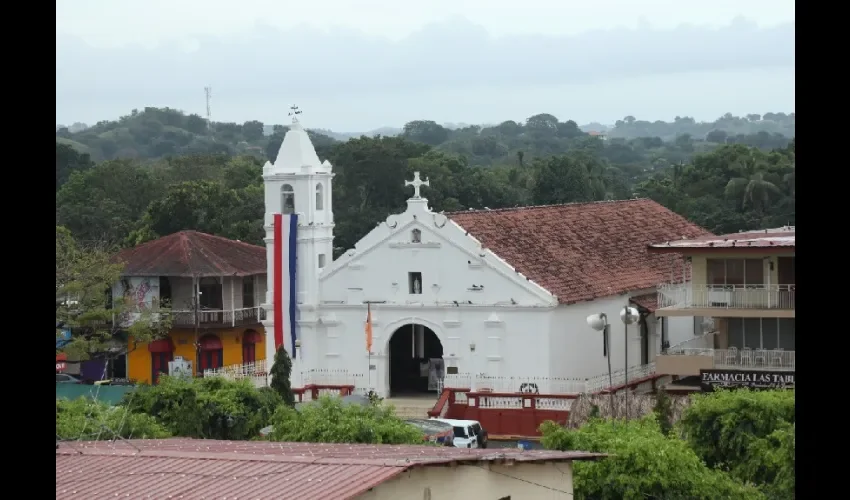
262,119,711,396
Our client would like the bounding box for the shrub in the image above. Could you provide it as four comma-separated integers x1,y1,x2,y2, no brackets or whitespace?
269,346,295,406
56,398,170,440
679,389,795,497
124,375,282,440
268,395,425,445
540,416,765,500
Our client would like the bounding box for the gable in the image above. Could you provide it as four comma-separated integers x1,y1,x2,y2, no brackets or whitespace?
449,199,713,304
320,211,557,307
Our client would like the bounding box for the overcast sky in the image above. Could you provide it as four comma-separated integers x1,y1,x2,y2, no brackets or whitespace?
56,0,795,131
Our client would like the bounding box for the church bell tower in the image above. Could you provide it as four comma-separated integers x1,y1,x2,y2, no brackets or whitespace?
261,106,334,364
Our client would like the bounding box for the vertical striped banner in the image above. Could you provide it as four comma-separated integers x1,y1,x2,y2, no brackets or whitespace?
273,213,299,358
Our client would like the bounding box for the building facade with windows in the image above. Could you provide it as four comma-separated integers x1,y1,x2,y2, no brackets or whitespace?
116,231,268,384
650,228,795,389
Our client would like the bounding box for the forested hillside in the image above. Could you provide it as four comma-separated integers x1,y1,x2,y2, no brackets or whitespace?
56,107,795,256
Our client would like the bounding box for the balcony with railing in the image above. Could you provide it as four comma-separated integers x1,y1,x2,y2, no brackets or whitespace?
657,332,795,375
170,306,266,328
657,283,795,315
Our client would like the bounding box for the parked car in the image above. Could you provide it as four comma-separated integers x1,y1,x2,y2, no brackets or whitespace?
430,418,488,448
405,419,454,446
56,374,82,384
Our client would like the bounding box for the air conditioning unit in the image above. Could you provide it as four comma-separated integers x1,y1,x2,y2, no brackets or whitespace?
168,356,193,379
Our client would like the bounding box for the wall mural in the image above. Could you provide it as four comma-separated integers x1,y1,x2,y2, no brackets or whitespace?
114,278,159,327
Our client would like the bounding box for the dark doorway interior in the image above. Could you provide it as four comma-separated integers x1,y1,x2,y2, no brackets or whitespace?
389,324,443,396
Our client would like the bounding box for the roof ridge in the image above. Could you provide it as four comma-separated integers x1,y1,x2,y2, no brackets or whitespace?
445,198,651,216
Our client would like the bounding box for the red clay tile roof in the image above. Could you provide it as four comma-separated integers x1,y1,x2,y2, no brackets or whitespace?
630,293,658,312
56,439,605,500
115,231,266,277
449,199,712,304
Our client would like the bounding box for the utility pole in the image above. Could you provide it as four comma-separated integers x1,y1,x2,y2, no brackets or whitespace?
204,86,212,123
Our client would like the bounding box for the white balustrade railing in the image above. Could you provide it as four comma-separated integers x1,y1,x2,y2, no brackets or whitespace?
584,362,657,394
203,360,268,388
666,332,718,355
668,347,795,371
658,284,795,310
439,373,587,394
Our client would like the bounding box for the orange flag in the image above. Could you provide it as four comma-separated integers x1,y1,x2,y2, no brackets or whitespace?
365,303,373,354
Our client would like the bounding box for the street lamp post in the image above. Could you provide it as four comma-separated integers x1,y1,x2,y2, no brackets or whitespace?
620,306,640,419
586,313,614,418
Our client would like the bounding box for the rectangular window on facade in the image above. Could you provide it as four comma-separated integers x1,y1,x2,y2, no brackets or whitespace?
159,277,172,306
778,318,795,350
744,259,765,286
707,259,726,285
408,272,423,294
199,278,223,309
318,254,326,268
725,259,745,285
242,276,255,308
743,318,761,348
727,318,744,349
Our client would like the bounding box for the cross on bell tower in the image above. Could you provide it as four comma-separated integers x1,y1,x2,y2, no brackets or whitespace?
404,171,430,199
288,104,302,124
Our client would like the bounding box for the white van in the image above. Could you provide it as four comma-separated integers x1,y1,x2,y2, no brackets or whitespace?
431,418,488,449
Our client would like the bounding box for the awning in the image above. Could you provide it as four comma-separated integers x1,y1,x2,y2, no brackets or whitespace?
148,338,175,353
199,334,223,351
629,293,658,313
56,353,68,362
242,330,263,344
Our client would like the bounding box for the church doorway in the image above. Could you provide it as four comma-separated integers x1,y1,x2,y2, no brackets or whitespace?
388,324,444,397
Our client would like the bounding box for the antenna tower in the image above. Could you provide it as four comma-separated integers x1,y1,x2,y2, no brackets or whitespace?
204,86,212,123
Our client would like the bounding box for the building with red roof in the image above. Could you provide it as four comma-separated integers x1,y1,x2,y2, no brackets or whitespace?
56,439,605,500
113,230,268,384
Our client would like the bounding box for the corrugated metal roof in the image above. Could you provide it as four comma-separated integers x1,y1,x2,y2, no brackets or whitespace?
56,439,606,500
649,228,795,251
115,231,266,278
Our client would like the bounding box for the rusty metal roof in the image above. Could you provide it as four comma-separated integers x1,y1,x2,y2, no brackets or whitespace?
115,231,266,278
649,227,795,252
56,439,605,500
449,199,712,305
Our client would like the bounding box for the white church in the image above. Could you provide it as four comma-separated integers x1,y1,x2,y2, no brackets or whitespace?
261,117,709,397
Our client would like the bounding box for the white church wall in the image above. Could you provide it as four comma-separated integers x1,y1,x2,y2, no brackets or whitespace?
315,304,554,396
548,291,664,381
320,210,555,308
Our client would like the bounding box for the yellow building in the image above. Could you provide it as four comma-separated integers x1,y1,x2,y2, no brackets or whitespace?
116,231,269,385
649,227,795,390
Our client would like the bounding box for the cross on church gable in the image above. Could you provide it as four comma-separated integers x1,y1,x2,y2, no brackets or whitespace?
405,171,430,198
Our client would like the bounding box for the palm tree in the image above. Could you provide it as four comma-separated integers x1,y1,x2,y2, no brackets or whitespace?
724,172,781,213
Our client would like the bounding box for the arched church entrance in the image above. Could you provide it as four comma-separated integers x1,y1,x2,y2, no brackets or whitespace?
388,324,444,397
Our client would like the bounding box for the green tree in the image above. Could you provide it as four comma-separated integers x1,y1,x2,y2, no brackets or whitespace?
56,142,94,190
57,160,162,245
56,398,170,440
270,346,295,406
532,153,596,205
56,226,172,360
679,389,795,498
242,120,265,142
402,120,449,146
268,396,425,444
540,417,765,500
124,375,282,440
